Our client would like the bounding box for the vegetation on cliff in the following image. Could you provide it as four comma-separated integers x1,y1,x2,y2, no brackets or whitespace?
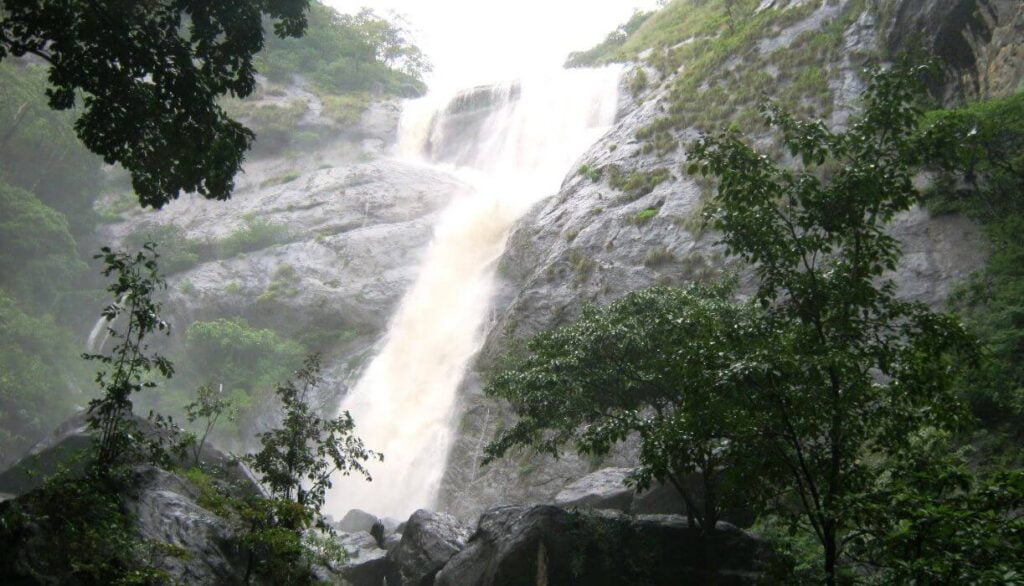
486,64,1024,584
0,0,428,467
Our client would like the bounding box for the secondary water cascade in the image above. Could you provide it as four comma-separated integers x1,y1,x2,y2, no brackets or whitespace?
324,66,621,521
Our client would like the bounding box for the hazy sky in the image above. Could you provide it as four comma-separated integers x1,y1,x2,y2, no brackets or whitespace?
323,0,658,90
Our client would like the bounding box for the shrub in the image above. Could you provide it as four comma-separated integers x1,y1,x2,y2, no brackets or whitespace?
218,216,289,258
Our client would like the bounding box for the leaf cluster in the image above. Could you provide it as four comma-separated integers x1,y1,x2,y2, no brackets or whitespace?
84,243,174,469
246,354,380,531
0,0,311,208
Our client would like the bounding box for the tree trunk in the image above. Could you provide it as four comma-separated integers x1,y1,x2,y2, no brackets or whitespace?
824,522,837,586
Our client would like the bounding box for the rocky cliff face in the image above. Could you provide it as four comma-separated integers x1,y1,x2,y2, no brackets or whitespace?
437,0,1022,521
96,82,470,426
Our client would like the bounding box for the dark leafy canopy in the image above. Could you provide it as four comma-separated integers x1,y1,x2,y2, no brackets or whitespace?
485,282,776,535
917,92,1024,432
0,0,310,208
848,429,1024,584
687,64,978,584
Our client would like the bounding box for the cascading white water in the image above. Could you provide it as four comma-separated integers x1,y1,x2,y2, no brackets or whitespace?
86,315,110,354
325,66,621,521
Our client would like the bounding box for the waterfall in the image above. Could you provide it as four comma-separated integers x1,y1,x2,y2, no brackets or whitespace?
325,66,621,521
86,297,124,354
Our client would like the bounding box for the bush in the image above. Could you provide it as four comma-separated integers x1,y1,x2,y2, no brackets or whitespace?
0,291,82,467
0,180,85,310
256,4,428,97
123,223,211,275
918,91,1024,434
631,208,659,225
608,166,671,201
218,216,290,258
180,318,305,431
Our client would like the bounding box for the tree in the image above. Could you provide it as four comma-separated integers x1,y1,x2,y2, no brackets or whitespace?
246,354,379,524
242,355,379,582
0,0,311,208
686,64,977,584
84,243,173,468
183,384,237,467
484,282,777,571
847,429,1024,583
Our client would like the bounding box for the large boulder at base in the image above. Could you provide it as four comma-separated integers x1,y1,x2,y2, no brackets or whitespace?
334,531,388,586
435,505,781,586
555,467,754,528
0,414,94,495
0,412,264,499
386,509,471,585
338,508,380,534
128,465,246,584
553,467,634,512
631,474,755,529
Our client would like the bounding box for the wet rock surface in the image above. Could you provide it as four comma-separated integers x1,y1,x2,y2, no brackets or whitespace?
435,505,779,586
385,509,471,586
552,467,635,513
335,530,389,586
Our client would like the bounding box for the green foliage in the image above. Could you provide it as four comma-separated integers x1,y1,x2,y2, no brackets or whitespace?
84,244,174,469
485,282,774,537
848,430,1024,584
0,246,185,583
568,250,597,285
257,4,429,97
184,385,238,467
0,62,104,233
569,0,867,156
627,67,649,99
182,317,305,430
259,263,302,302
631,208,660,225
487,64,999,585
0,0,312,208
124,216,291,273
564,10,654,68
228,99,309,156
607,166,671,201
687,64,978,584
246,354,380,528
917,91,1024,434
0,291,82,466
321,92,372,126
0,179,85,310
218,215,290,258
123,223,209,275
0,466,174,583
577,163,603,182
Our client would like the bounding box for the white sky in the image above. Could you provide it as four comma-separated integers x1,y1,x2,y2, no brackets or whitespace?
323,0,659,90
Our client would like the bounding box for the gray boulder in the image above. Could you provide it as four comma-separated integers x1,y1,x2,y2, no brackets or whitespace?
339,508,380,534
631,474,755,528
386,509,471,585
0,412,263,499
380,516,404,533
552,467,634,512
128,466,245,584
435,505,779,586
335,531,388,586
383,532,403,552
